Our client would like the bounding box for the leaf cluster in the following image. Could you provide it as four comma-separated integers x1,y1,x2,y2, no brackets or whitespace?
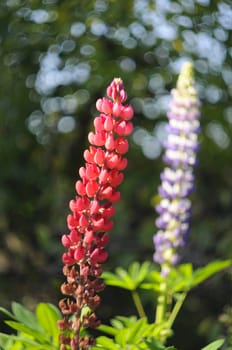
94,316,176,350
0,302,60,350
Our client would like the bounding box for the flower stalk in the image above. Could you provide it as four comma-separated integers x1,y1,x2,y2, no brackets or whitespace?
57,78,134,350
153,62,201,277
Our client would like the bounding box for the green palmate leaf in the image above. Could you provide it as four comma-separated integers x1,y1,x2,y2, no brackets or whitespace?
0,307,16,321
98,316,166,349
102,271,130,289
94,336,120,349
166,260,231,293
4,321,49,344
124,318,150,344
35,303,60,346
201,339,225,350
8,342,22,350
0,333,15,350
103,262,151,291
140,269,163,292
167,264,193,293
114,267,136,289
0,302,61,349
128,262,151,286
97,324,118,336
191,260,232,287
0,332,55,350
11,302,41,331
145,337,177,350
115,328,129,347
110,316,138,329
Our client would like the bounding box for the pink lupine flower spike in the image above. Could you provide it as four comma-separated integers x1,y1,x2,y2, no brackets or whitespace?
58,78,134,350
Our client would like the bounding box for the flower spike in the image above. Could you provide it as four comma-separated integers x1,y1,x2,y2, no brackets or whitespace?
58,78,134,349
153,62,201,276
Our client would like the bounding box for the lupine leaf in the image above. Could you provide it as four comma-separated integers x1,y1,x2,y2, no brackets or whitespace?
191,260,231,287
0,333,15,349
97,324,118,336
96,316,172,349
102,271,130,289
125,318,149,344
128,261,151,285
201,338,225,350
0,303,60,349
110,315,138,329
11,302,42,331
140,269,163,292
115,328,129,346
8,342,22,350
0,332,55,349
103,262,151,291
0,307,16,321
167,264,193,292
145,337,176,349
94,336,120,349
35,303,60,346
4,321,49,343
115,267,135,289
166,260,231,293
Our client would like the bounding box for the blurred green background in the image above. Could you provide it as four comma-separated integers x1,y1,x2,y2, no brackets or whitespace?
0,0,232,349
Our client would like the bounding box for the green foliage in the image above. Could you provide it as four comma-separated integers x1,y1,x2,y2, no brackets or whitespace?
0,302,60,350
141,260,232,294
0,1,232,349
101,260,231,347
94,316,176,350
102,261,152,291
201,339,225,350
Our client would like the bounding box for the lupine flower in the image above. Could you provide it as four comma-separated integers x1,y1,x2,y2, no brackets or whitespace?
58,78,134,350
153,62,201,276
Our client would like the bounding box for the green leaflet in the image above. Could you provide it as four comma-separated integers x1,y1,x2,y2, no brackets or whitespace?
165,260,231,294
0,302,61,350
96,316,170,349
36,303,60,346
201,339,225,350
102,261,151,291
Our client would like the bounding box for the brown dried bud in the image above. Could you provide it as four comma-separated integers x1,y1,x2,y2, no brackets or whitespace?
61,282,76,296
87,295,101,311
79,335,96,349
57,319,69,331
91,279,105,292
68,266,79,281
82,312,100,329
59,334,71,345
58,299,71,315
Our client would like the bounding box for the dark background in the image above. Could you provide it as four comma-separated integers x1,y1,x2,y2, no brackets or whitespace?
0,1,231,349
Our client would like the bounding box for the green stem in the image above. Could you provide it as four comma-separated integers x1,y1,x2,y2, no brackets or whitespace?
131,290,146,318
155,282,167,324
167,292,187,329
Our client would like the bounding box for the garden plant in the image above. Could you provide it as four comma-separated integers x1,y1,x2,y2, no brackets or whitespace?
0,61,231,350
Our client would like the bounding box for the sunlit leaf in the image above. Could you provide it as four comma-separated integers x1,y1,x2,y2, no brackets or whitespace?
103,262,152,291
36,303,60,346
201,338,225,350
4,321,49,344
11,302,41,332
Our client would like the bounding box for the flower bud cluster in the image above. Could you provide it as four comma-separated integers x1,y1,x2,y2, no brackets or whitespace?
153,62,201,276
58,78,133,349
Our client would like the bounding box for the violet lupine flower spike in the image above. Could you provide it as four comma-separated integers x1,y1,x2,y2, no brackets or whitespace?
57,78,134,350
153,62,201,276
